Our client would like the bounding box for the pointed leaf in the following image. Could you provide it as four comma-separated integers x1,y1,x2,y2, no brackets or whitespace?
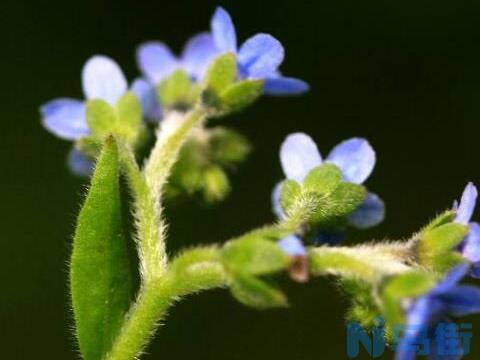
70,137,132,360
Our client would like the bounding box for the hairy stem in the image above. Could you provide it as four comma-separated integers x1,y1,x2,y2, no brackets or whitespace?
308,243,412,282
105,248,227,360
118,142,166,280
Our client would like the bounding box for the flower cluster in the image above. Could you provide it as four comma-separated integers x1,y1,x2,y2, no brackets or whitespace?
40,7,308,176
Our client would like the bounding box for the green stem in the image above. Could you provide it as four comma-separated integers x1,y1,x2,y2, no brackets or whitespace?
118,142,166,280
308,243,412,282
105,248,227,360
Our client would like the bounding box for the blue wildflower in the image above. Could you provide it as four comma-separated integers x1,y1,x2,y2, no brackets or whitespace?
396,264,480,360
41,55,158,175
272,132,385,250
453,183,480,277
137,32,219,86
211,7,309,95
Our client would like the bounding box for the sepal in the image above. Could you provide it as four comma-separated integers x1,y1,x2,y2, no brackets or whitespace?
158,69,201,110
230,274,288,309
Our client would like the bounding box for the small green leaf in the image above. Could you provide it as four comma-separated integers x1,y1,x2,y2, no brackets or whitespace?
220,79,263,113
116,91,142,143
418,222,468,272
70,137,132,360
86,99,116,139
158,69,198,109
222,237,290,276
280,179,302,215
204,53,237,93
230,274,288,309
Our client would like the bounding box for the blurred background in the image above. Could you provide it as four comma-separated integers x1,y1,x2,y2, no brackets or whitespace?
2,0,480,358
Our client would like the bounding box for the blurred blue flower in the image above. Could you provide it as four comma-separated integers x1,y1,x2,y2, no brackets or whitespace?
272,132,385,242
211,7,309,95
137,32,219,85
396,264,480,360
41,55,159,175
453,183,480,277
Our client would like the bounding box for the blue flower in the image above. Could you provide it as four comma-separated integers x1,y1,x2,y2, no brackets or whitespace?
41,55,159,176
396,264,480,360
272,132,385,244
137,32,219,86
453,183,480,277
211,7,309,95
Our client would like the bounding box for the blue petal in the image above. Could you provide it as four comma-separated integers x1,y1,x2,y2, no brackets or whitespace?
263,77,310,95
272,182,285,219
461,222,480,263
278,235,306,257
238,34,284,78
471,263,480,278
211,7,237,53
41,98,88,140
439,285,480,316
454,183,478,225
279,132,322,183
68,148,93,177
396,297,435,360
131,78,163,122
348,192,385,229
181,32,219,81
326,138,376,184
137,42,178,84
433,264,469,294
82,55,127,105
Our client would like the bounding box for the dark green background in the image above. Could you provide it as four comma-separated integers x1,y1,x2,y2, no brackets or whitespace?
2,0,480,358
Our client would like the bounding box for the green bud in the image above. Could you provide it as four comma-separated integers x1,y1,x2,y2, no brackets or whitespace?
209,128,251,166
203,166,230,203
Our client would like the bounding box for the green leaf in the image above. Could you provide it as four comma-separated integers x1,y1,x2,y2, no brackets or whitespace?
204,53,237,93
86,99,116,139
418,222,468,272
158,69,198,109
230,274,288,309
222,237,290,276
220,79,263,113
303,164,342,194
116,91,142,143
280,179,302,215
70,137,132,360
